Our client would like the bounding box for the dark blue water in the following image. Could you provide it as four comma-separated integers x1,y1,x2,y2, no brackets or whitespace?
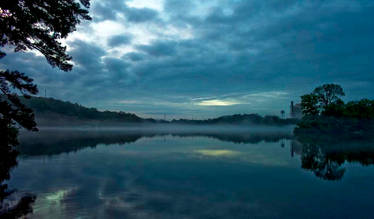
7,128,374,218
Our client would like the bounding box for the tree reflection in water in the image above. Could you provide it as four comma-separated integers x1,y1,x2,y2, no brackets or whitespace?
301,143,345,180
18,128,374,182
295,133,374,181
0,126,36,218
18,129,294,157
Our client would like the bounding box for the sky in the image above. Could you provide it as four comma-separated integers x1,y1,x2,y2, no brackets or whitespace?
1,0,374,119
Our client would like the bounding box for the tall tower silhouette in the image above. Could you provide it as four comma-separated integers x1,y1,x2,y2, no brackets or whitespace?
290,101,294,118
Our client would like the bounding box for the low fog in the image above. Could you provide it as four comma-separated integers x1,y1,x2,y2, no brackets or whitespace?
28,124,295,135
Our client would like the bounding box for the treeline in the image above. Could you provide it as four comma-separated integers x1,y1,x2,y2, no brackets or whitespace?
171,114,297,126
20,96,143,124
323,99,374,119
295,84,374,135
20,96,297,126
300,84,374,119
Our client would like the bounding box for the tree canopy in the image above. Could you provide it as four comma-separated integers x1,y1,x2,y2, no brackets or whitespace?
0,0,91,132
301,84,345,116
296,84,374,135
0,71,38,131
0,0,91,71
300,84,374,119
313,84,345,108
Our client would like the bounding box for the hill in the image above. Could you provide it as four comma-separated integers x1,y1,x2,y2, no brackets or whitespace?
171,114,297,126
20,96,297,127
20,96,144,126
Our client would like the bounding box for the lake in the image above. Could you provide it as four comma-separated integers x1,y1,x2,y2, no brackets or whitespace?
5,127,374,218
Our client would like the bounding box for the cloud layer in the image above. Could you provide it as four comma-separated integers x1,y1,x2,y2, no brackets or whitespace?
1,0,374,118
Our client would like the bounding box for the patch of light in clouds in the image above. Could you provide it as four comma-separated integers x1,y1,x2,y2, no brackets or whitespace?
91,20,127,39
196,99,240,106
194,149,240,157
193,91,288,106
66,2,194,58
66,20,127,51
126,0,164,11
160,24,194,40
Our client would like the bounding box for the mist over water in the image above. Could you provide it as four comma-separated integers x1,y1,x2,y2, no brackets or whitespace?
18,125,294,157
23,124,296,134
7,126,374,218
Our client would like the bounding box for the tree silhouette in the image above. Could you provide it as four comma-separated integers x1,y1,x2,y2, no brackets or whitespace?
0,70,38,131
310,83,345,116
0,1,91,71
300,84,345,117
300,93,319,116
313,84,345,109
1,0,91,131
0,1,91,217
297,84,374,134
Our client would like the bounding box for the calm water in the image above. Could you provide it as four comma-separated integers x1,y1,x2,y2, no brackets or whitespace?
7,127,374,218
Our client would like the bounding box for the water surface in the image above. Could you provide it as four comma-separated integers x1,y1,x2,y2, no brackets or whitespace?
7,127,374,218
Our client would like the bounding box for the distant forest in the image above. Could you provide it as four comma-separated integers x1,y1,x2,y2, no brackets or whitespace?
20,96,142,124
20,96,298,126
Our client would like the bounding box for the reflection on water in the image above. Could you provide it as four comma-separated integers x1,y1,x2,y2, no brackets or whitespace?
17,127,294,157
294,134,374,181
5,127,374,218
0,128,36,218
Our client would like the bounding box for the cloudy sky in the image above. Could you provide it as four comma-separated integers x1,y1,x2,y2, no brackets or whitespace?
2,0,374,119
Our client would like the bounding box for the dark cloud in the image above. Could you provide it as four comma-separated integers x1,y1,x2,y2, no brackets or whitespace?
91,0,159,23
136,41,178,57
103,57,133,82
108,35,132,47
1,0,374,118
69,40,106,71
123,52,146,62
91,0,127,21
